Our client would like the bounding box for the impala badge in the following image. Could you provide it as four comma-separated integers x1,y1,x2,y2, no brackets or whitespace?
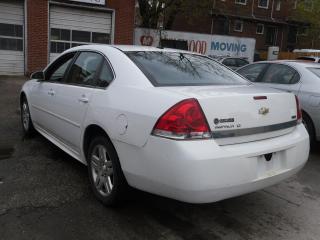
259,107,269,115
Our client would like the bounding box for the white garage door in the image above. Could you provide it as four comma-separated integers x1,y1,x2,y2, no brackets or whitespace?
0,1,24,75
49,5,112,62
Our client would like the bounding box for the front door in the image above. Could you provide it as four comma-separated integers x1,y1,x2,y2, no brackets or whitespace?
30,52,76,135
48,51,105,154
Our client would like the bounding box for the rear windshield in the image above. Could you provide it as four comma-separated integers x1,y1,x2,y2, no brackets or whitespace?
125,51,250,86
308,67,320,78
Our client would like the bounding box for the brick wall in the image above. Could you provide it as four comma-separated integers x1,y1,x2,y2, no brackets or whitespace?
25,0,135,75
171,0,295,52
26,0,48,75
108,0,135,44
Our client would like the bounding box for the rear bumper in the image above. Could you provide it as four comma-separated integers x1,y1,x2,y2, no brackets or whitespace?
117,124,310,203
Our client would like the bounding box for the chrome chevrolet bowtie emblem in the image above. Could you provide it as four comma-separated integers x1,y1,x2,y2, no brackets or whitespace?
259,107,269,115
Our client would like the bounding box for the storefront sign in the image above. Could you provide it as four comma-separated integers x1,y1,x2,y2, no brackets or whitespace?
135,28,256,62
69,0,105,5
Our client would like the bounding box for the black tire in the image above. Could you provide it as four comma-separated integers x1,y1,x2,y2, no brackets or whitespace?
20,96,36,137
302,113,316,148
87,136,127,206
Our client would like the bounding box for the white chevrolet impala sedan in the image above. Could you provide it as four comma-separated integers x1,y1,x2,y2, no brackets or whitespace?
20,45,310,205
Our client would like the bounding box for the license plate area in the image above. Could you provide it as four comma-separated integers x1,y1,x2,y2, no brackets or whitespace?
257,150,286,178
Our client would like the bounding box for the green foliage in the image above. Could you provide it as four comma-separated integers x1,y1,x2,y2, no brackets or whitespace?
293,0,320,39
137,0,213,30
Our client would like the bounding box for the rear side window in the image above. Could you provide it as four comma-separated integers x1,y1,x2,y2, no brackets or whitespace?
308,67,320,78
261,64,299,84
66,52,103,86
126,51,249,86
236,58,249,67
97,61,114,87
237,63,268,82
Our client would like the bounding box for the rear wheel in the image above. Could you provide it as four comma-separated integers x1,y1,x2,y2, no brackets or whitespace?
87,136,127,206
20,96,36,137
302,113,316,147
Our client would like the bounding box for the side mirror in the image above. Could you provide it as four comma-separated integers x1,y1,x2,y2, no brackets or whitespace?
30,71,45,81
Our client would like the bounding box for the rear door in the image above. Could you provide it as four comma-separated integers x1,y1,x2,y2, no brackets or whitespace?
255,63,302,95
49,51,105,154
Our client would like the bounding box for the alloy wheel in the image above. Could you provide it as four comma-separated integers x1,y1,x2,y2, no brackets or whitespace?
91,144,114,196
22,101,30,131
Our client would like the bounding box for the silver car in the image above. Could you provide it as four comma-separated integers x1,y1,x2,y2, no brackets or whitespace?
209,56,249,70
237,60,320,145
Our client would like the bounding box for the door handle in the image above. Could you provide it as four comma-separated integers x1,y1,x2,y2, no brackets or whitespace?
78,97,89,103
48,89,55,96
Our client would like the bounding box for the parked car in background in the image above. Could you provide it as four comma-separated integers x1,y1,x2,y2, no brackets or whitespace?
20,46,309,206
237,60,320,145
209,56,249,70
296,56,320,63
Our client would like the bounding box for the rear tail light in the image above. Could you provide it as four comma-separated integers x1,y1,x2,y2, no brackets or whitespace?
295,95,302,123
152,98,212,140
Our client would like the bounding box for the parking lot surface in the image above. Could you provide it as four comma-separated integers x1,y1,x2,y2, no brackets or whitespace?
0,77,320,240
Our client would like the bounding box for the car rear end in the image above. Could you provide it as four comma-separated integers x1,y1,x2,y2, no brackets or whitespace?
121,50,310,203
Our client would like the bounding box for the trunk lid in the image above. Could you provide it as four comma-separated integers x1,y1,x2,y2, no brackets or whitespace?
160,85,298,145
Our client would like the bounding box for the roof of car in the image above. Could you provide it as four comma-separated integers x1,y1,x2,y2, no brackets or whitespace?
254,60,320,68
67,44,194,53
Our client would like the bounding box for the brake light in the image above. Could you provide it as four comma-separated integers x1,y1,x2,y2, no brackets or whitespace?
152,98,212,140
295,95,302,123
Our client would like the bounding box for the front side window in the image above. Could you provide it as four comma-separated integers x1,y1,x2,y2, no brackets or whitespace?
237,63,269,82
46,53,76,82
222,58,237,67
126,51,250,86
261,64,299,84
66,52,103,86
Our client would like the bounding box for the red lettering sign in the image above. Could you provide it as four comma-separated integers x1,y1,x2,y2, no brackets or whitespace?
189,40,207,54
140,35,154,46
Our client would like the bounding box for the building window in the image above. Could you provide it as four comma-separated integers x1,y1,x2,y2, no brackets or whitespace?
0,23,23,51
256,24,264,34
258,0,269,8
50,28,111,53
234,20,243,32
276,0,281,11
235,0,247,5
304,0,313,11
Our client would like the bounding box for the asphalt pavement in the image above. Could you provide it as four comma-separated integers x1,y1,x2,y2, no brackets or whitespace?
0,76,319,240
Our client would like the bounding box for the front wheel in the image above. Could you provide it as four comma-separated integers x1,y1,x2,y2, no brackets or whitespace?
20,96,36,137
87,136,127,206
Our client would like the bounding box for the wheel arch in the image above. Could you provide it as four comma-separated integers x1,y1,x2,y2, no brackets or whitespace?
82,124,116,164
302,109,316,139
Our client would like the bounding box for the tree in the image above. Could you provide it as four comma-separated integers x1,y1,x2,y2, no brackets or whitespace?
136,0,213,30
292,0,320,48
